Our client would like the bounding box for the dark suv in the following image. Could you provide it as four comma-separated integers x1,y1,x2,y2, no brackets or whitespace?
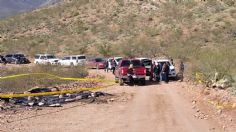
5,54,30,64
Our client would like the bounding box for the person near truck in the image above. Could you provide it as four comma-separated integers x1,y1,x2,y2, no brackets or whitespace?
127,64,134,86
161,62,169,83
153,63,161,82
179,61,184,82
165,62,170,83
111,59,117,74
104,60,109,72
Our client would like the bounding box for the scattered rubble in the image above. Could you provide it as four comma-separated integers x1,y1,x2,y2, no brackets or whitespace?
0,89,114,111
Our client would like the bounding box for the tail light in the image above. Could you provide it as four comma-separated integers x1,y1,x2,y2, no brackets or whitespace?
144,68,146,75
121,68,124,75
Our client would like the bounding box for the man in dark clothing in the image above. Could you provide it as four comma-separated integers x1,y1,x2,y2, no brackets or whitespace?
161,62,169,83
111,59,116,74
153,63,161,82
165,62,170,83
127,64,134,85
104,60,109,72
179,61,185,81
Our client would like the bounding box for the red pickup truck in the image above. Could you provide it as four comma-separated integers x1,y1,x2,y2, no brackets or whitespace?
114,59,146,86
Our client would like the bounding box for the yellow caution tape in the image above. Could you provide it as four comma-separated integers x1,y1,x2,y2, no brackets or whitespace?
0,73,112,82
0,83,116,98
0,73,116,98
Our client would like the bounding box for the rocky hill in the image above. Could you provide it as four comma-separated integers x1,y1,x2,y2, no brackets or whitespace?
0,0,60,18
0,0,235,82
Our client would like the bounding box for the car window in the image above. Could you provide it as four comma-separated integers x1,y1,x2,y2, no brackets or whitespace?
78,56,86,59
142,59,152,66
35,55,40,59
115,58,122,63
95,58,103,62
131,60,141,67
40,56,46,59
15,54,24,57
47,55,56,59
64,57,70,60
158,61,171,66
121,60,130,67
72,57,77,60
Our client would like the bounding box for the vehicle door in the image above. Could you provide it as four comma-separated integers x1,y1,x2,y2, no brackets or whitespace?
72,56,77,65
5,54,13,63
40,55,47,64
77,56,86,64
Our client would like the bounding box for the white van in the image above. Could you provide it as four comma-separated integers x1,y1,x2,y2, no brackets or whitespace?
59,55,86,66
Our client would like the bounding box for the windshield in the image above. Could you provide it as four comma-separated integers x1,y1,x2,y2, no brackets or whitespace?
95,58,103,62
142,59,152,66
47,55,56,59
14,54,24,58
121,60,130,67
115,58,122,63
121,60,141,67
158,61,171,66
131,60,141,67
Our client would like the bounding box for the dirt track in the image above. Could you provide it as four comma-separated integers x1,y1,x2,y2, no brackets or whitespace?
1,70,232,132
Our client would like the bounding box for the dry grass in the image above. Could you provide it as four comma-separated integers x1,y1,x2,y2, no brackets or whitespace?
0,65,88,92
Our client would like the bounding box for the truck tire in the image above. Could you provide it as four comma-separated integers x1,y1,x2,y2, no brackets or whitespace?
70,62,74,67
140,79,146,86
115,77,119,83
119,78,124,86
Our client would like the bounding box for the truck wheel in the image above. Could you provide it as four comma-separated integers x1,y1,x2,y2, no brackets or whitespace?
119,78,124,86
70,63,74,67
140,79,146,86
115,77,119,83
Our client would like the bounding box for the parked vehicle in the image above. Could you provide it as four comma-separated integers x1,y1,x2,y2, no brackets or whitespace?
4,53,30,64
114,59,146,86
59,55,86,66
137,58,152,76
107,57,122,70
0,55,7,64
153,59,177,79
87,58,105,69
34,54,59,65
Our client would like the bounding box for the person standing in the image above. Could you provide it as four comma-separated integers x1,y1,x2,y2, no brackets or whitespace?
111,59,116,74
153,63,161,82
104,60,109,72
127,64,134,86
161,63,167,82
165,62,170,83
179,61,185,82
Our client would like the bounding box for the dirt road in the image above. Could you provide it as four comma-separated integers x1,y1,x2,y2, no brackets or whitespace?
2,70,228,132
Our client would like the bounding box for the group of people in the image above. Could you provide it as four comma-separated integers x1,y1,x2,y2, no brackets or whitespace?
104,59,116,74
152,62,170,83
152,61,185,83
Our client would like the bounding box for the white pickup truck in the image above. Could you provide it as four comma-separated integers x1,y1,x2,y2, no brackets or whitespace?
34,54,59,65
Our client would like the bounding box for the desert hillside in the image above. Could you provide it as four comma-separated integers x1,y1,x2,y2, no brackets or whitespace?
0,0,235,82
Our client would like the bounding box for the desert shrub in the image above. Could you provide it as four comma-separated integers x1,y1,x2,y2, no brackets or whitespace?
191,48,234,82
0,65,88,92
224,0,235,6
